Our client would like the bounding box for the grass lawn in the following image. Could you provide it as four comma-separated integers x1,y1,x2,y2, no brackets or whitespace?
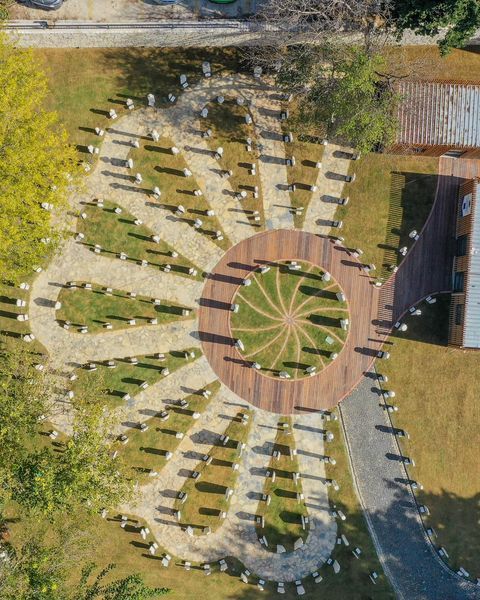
173,409,253,534
324,410,394,596
77,199,202,278
204,101,265,228
116,381,221,485
231,261,347,377
286,136,325,229
378,295,480,578
332,154,439,278
385,46,480,83
255,417,309,551
4,497,392,600
73,348,200,406
56,283,193,333
129,136,231,251
36,48,241,149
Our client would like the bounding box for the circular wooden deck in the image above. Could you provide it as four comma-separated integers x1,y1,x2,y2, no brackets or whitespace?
198,230,384,414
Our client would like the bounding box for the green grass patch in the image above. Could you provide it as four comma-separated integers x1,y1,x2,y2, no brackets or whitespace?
77,199,202,278
129,136,231,251
286,138,324,229
36,48,241,150
73,348,200,406
173,409,253,534
56,283,193,333
255,416,309,551
378,295,480,577
204,100,265,228
332,154,438,278
116,381,221,484
231,262,347,377
321,409,394,596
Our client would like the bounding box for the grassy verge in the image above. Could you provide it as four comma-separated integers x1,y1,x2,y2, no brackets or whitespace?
72,348,200,406
255,416,309,551
378,295,480,578
230,262,347,377
173,409,253,534
115,381,221,485
321,409,394,596
128,136,231,251
56,283,193,333
331,154,438,279
286,137,325,229
37,48,241,149
204,100,265,228
384,46,480,83
77,199,202,278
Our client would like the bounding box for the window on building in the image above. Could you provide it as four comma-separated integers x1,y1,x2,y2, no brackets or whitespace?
443,150,465,158
461,193,472,217
454,271,465,292
456,235,468,256
455,304,464,326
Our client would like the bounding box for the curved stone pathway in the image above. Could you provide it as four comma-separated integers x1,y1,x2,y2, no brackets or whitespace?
341,376,480,600
27,69,476,595
29,240,201,370
304,143,353,235
124,386,337,581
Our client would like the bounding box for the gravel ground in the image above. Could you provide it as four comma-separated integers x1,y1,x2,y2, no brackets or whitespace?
10,0,255,20
340,375,480,600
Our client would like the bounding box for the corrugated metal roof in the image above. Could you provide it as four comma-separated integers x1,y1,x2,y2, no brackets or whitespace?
397,82,480,148
464,182,480,348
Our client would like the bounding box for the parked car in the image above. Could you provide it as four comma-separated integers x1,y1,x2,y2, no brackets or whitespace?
24,0,64,10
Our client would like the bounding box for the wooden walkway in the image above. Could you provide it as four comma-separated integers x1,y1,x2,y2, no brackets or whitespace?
379,157,480,329
199,229,385,413
199,158,480,413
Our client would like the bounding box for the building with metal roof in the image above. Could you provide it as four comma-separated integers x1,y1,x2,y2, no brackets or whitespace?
393,81,480,158
449,178,480,348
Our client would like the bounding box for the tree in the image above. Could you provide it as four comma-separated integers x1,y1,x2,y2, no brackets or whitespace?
0,522,89,600
0,32,78,283
266,44,399,153
0,341,53,499
10,372,134,514
297,45,399,153
75,563,169,600
392,0,480,54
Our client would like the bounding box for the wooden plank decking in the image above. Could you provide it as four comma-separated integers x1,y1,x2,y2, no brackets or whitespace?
199,229,384,413
379,157,480,327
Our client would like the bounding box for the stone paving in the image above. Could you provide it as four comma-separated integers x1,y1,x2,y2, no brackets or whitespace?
304,143,353,236
123,386,337,581
19,56,479,597
27,72,348,584
29,241,201,370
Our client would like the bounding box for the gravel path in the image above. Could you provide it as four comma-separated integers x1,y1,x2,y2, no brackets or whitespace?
340,375,480,600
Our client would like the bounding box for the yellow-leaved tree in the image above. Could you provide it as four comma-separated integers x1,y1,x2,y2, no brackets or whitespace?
0,33,78,282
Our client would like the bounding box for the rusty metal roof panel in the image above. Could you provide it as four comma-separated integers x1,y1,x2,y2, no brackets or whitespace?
397,82,480,148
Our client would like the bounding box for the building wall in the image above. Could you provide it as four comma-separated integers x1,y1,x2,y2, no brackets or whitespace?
448,179,477,347
388,145,480,159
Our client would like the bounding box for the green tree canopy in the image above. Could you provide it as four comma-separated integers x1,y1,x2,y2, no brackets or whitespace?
9,372,133,514
392,0,480,54
0,341,53,498
275,45,399,154
0,526,167,600
0,32,78,283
